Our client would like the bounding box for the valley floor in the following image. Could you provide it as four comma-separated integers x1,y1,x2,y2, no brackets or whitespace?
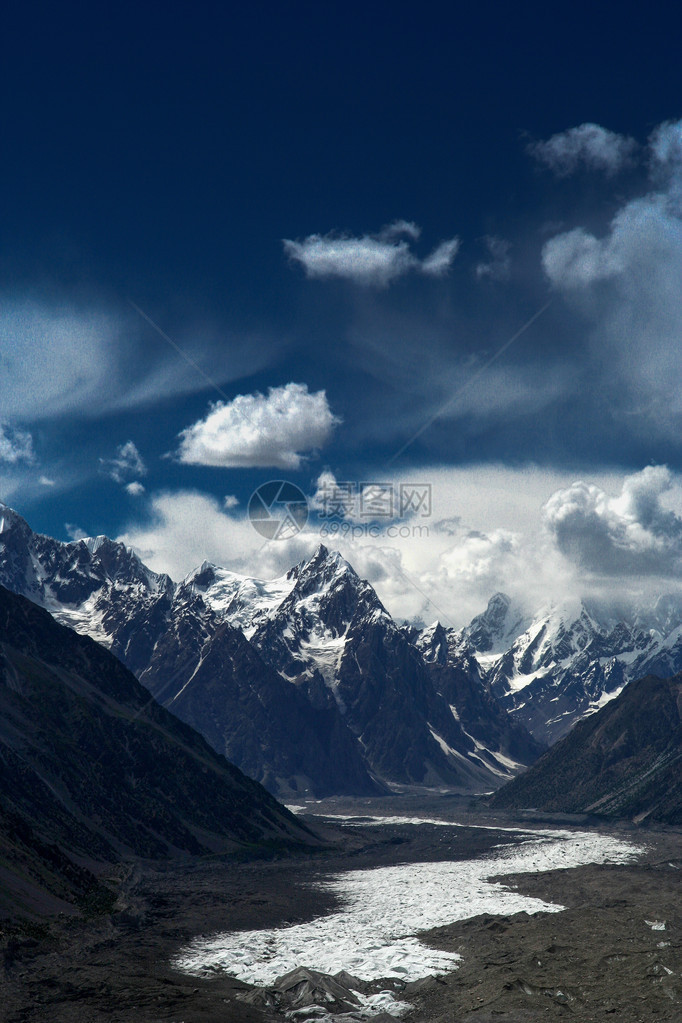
1,797,680,1023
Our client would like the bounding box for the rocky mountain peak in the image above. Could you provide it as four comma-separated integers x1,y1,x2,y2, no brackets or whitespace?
297,543,351,583
185,560,219,590
416,621,450,664
466,592,514,652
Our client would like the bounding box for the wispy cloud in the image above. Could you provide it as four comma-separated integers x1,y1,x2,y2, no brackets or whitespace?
529,122,638,177
475,236,511,281
176,382,340,470
283,221,459,286
542,118,682,435
0,422,34,464
0,299,123,421
0,295,281,425
100,441,147,485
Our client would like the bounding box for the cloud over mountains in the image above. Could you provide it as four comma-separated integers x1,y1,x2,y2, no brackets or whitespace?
543,466,682,577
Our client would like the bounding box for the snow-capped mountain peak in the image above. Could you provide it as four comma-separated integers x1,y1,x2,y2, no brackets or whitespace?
416,621,450,664
461,591,531,655
290,544,363,596
184,561,297,638
247,545,391,690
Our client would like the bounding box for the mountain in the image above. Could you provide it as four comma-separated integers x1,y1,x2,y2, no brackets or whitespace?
138,592,379,798
0,584,316,919
215,545,543,788
454,592,682,745
490,673,682,825
0,505,542,795
416,621,546,775
0,505,376,798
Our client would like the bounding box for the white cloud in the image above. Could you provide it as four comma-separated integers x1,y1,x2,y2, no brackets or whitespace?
223,494,239,509
542,224,621,287
65,523,88,541
283,222,459,286
125,481,146,497
118,466,635,629
543,466,682,577
541,118,682,432
420,238,461,276
100,441,147,484
309,470,358,521
38,475,55,487
649,120,682,189
475,236,511,281
177,383,340,470
529,123,638,177
0,422,34,464
118,490,320,583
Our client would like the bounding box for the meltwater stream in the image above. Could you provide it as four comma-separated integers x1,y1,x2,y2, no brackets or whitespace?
173,822,643,988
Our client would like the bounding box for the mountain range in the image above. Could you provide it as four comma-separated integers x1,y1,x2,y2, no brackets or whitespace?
451,590,682,744
0,503,542,797
6,500,682,802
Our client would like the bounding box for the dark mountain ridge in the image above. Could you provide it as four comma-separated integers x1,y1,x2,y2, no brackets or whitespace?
0,585,315,919
490,672,682,825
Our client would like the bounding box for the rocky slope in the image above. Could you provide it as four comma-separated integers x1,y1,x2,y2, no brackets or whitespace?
490,672,682,824
0,585,315,918
139,599,378,798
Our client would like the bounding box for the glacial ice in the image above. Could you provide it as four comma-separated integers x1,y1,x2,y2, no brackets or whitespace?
173,828,643,987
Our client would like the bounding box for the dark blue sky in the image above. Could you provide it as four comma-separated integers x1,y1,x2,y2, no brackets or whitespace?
2,1,682,620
